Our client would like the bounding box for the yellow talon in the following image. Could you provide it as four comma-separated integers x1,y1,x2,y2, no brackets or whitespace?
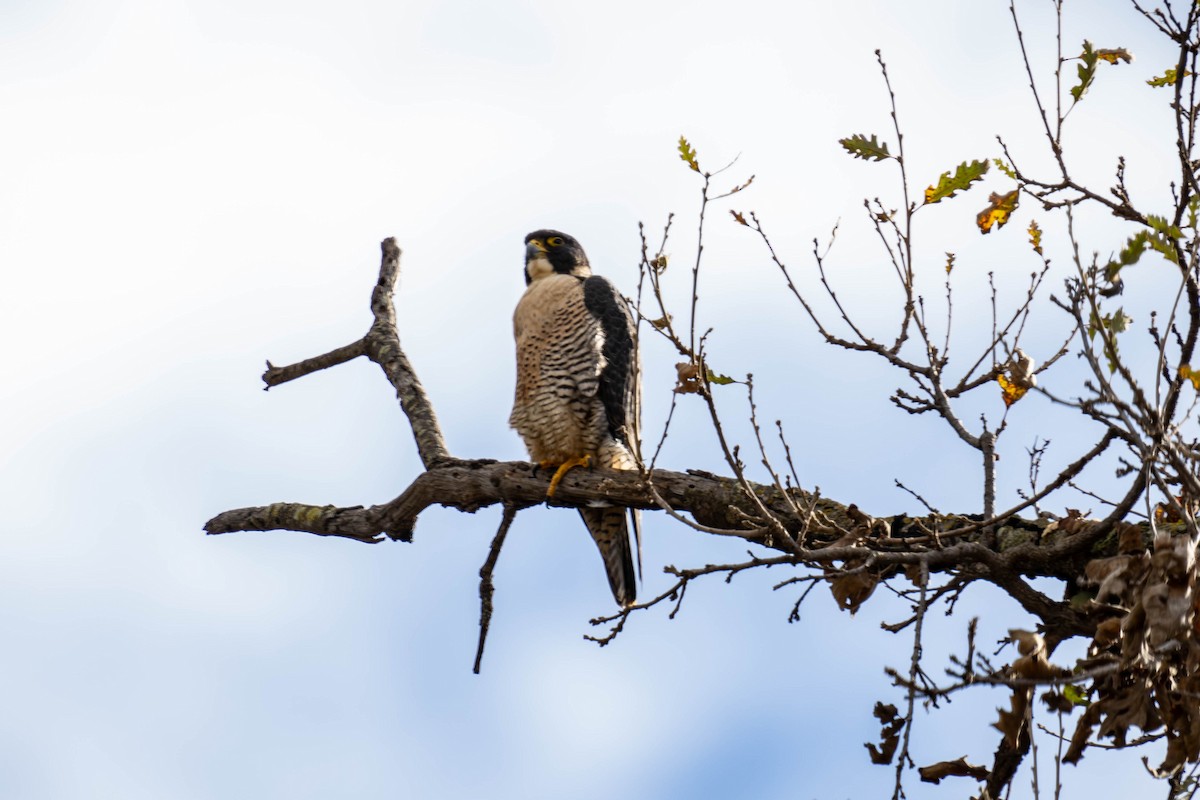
546,455,592,497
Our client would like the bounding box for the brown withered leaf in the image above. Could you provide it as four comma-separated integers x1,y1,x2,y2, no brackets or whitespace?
918,757,989,784
674,362,700,394
1155,501,1183,524
1009,629,1044,658
994,691,1029,748
1008,630,1070,682
1007,348,1037,389
829,571,879,614
730,209,749,226
1151,533,1193,583
1093,616,1123,650
874,702,900,723
1058,508,1089,535
904,562,928,586
1095,682,1161,742
1142,582,1192,647
1117,522,1146,554
995,630,1072,749
1085,554,1141,606
1065,704,1103,764
1041,689,1076,714
865,702,903,764
1152,736,1191,778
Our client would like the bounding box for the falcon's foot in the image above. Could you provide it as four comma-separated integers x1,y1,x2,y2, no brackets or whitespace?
543,455,592,498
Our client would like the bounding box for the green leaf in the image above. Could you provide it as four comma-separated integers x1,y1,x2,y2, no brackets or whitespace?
1103,216,1184,273
1147,214,1184,240
923,159,989,205
1103,230,1149,282
839,133,891,161
1148,68,1190,88
706,369,736,386
993,158,1017,180
678,136,700,172
1088,309,1131,339
1071,40,1099,102
1088,308,1132,373
1062,684,1089,707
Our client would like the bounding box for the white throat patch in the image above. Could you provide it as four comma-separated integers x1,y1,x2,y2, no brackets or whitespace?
526,254,555,282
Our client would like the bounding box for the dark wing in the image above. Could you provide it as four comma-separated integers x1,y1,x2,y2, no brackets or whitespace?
583,274,643,586
582,275,640,453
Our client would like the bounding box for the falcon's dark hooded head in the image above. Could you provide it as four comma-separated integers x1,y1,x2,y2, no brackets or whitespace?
524,229,590,284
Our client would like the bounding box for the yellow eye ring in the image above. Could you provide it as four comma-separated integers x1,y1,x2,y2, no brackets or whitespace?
547,236,564,247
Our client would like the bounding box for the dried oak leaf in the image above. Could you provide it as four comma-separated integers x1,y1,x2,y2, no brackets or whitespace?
1009,628,1045,658
865,702,903,764
994,691,1029,748
1007,348,1037,389
1085,554,1142,606
829,571,878,614
1093,616,1123,650
1154,672,1200,776
1142,582,1192,647
1065,704,1103,764
1041,689,1076,714
1095,680,1161,742
995,630,1072,747
1117,522,1146,554
1150,533,1193,583
674,362,701,394
1056,509,1091,536
918,757,989,784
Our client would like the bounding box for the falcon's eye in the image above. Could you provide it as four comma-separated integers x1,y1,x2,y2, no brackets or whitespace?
547,236,564,247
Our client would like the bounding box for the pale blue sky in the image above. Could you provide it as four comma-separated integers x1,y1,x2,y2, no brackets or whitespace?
0,0,1181,797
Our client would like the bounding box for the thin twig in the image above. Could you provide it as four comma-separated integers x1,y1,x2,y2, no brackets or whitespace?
474,504,518,674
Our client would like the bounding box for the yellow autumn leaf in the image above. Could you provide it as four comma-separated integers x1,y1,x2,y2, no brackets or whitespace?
1180,364,1200,391
998,373,1029,407
1028,219,1043,254
977,190,1020,234
1095,48,1133,64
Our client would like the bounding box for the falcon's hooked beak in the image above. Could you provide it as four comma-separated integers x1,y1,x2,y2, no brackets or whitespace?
524,238,552,284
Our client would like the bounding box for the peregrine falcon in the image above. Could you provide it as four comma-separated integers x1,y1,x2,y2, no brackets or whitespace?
510,229,642,608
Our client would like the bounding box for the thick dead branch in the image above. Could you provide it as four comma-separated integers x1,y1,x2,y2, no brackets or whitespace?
256,239,449,468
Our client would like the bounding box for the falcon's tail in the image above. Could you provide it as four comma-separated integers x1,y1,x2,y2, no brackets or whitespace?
578,507,637,608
